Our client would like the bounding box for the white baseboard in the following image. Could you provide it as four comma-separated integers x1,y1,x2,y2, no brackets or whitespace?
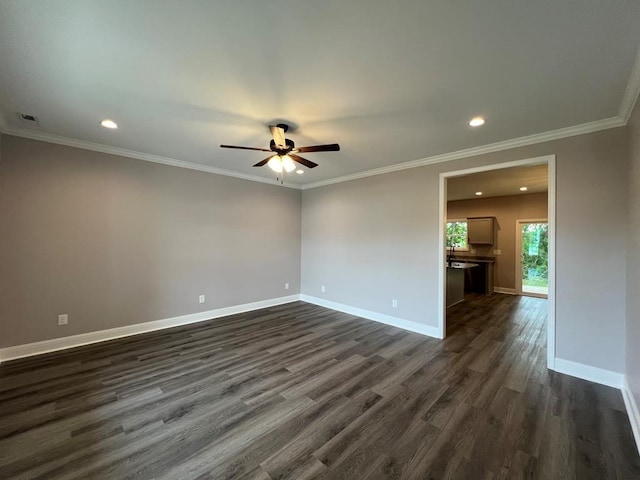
552,358,623,389
0,295,300,363
493,287,518,295
300,294,442,339
622,376,640,456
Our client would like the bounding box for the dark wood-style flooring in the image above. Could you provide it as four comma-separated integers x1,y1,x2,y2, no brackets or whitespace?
1,295,639,479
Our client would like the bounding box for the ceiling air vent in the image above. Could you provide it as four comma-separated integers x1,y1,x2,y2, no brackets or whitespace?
15,112,40,126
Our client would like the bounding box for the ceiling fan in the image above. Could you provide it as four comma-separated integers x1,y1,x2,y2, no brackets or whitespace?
220,123,340,176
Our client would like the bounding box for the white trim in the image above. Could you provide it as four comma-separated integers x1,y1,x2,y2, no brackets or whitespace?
438,155,557,370
302,118,622,190
520,292,548,299
493,287,518,295
0,128,301,190
547,157,557,369
622,376,640,455
300,294,443,339
0,295,300,363
438,174,447,339
552,358,623,389
0,113,631,193
620,44,640,124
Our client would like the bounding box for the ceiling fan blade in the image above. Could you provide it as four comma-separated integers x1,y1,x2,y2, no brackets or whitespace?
294,143,340,153
220,145,272,152
253,156,273,167
269,125,286,148
290,154,318,169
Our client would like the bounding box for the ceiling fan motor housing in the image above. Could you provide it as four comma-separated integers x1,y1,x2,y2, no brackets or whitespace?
270,138,295,155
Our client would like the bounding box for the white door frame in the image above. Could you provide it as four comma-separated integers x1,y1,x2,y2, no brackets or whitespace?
438,154,556,369
516,218,549,298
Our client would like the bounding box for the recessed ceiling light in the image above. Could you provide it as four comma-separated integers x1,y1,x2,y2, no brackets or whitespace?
475,191,483,196
100,119,118,129
296,169,304,174
520,186,528,191
469,116,485,127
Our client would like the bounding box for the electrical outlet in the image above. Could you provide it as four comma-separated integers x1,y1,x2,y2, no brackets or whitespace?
392,299,398,308
285,283,289,290
321,285,326,293
493,249,501,255
57,314,68,326
199,294,205,304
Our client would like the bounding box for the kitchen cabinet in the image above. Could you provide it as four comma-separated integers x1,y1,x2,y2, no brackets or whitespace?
467,217,495,245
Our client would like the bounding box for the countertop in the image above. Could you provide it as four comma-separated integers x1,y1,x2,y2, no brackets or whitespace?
449,256,495,264
447,262,479,269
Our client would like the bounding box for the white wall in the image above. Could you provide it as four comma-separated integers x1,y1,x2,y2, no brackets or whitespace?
302,127,629,373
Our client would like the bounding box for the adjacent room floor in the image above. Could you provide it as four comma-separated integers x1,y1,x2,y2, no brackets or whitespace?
1,295,639,479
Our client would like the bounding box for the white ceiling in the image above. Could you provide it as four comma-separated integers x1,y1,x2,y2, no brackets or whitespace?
1,1,639,187
447,164,548,201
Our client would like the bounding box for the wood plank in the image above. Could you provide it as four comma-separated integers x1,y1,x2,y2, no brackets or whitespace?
0,297,638,479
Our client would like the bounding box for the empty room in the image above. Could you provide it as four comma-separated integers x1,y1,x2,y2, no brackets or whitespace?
2,1,640,479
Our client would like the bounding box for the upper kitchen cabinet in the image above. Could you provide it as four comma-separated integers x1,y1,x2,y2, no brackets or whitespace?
468,217,495,245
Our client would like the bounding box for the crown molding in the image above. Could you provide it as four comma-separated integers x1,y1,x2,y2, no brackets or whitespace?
1,115,625,192
301,116,624,190
2,41,639,191
0,125,302,190
620,43,640,124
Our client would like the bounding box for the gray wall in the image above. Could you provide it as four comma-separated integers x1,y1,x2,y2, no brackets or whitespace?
627,100,640,406
447,192,548,290
0,135,301,347
1,124,633,377
302,127,629,373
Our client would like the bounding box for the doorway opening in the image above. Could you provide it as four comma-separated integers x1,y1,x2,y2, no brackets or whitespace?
517,220,549,297
438,155,556,369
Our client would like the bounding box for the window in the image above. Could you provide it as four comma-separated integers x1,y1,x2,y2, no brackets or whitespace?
446,220,468,250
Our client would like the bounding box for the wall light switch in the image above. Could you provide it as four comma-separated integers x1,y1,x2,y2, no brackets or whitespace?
392,299,398,308
493,249,501,255
285,283,289,290
199,295,205,304
57,314,68,326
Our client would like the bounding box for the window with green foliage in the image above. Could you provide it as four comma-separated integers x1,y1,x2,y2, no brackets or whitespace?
521,223,549,288
446,220,468,250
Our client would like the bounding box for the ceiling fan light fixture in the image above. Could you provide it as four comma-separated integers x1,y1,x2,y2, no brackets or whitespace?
281,155,296,173
267,155,283,173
